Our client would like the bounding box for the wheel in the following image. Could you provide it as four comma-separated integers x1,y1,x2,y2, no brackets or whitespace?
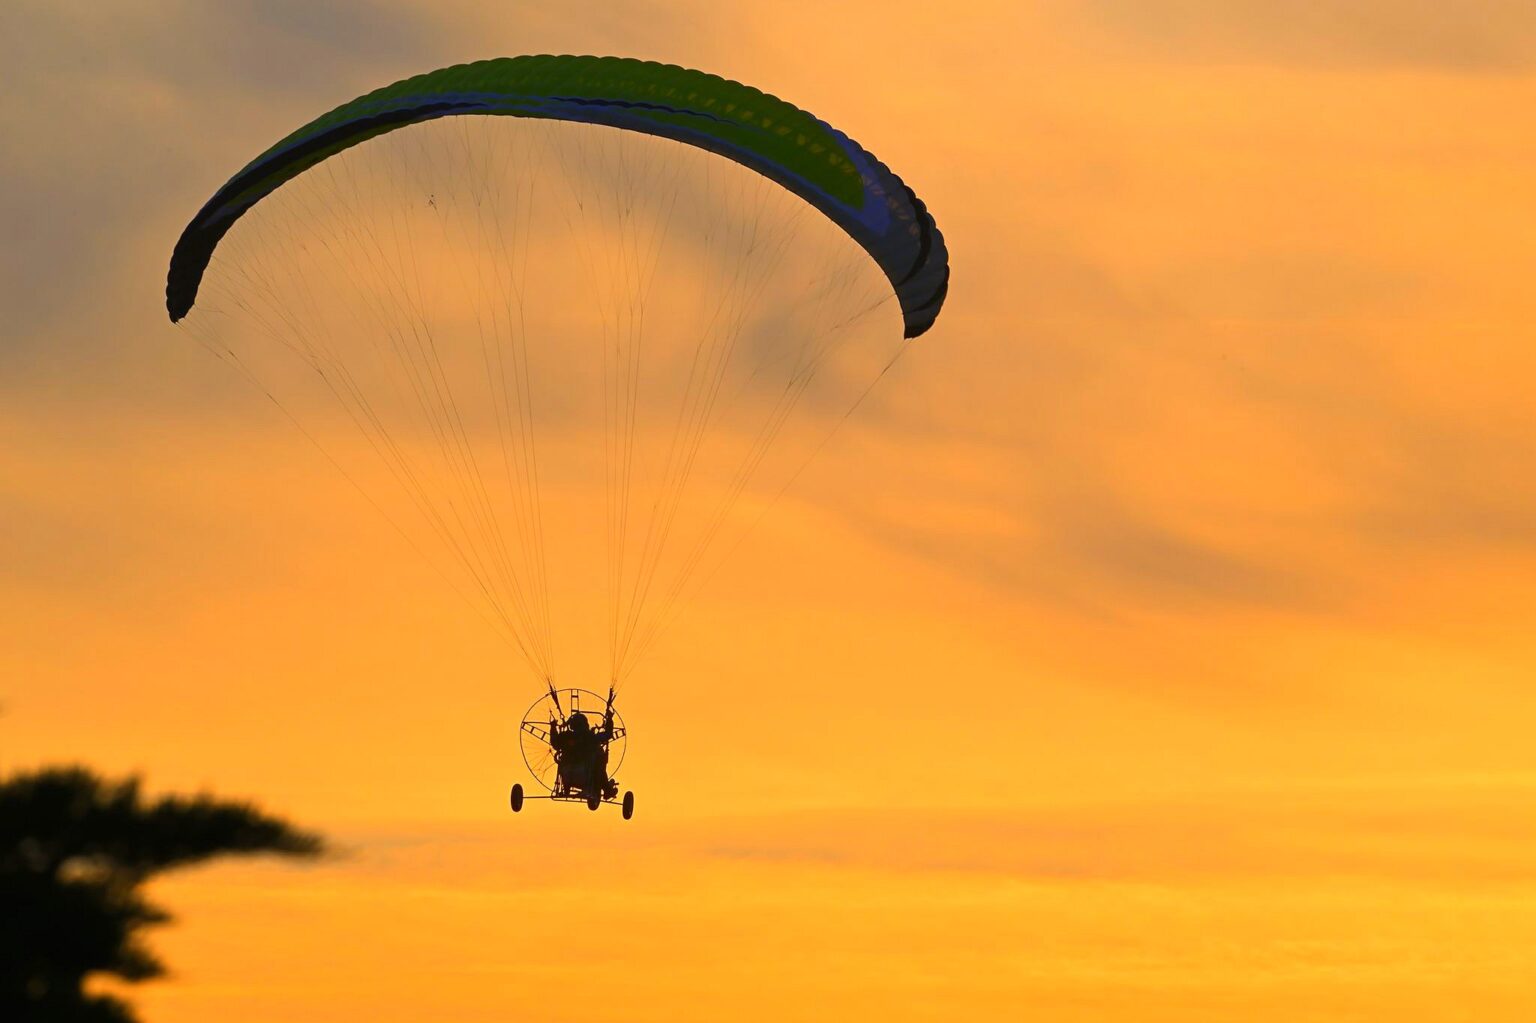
587,792,601,811
622,790,635,820
510,783,524,813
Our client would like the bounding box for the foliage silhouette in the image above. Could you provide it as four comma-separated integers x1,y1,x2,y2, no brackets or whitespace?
1,765,325,1022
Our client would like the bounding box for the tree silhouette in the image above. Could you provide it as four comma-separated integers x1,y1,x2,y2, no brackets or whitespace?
0,765,326,1022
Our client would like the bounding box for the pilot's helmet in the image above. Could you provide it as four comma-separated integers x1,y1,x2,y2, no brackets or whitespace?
567,713,590,733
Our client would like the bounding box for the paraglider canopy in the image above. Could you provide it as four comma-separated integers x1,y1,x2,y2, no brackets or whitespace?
167,54,949,336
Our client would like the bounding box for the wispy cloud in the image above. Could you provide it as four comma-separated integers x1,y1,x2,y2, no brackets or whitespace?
326,775,1536,886
1067,0,1536,72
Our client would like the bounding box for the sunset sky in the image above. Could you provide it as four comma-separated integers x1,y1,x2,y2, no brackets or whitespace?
6,2,1536,1020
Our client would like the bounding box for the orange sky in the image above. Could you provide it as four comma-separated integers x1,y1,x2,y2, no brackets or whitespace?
6,2,1536,1020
